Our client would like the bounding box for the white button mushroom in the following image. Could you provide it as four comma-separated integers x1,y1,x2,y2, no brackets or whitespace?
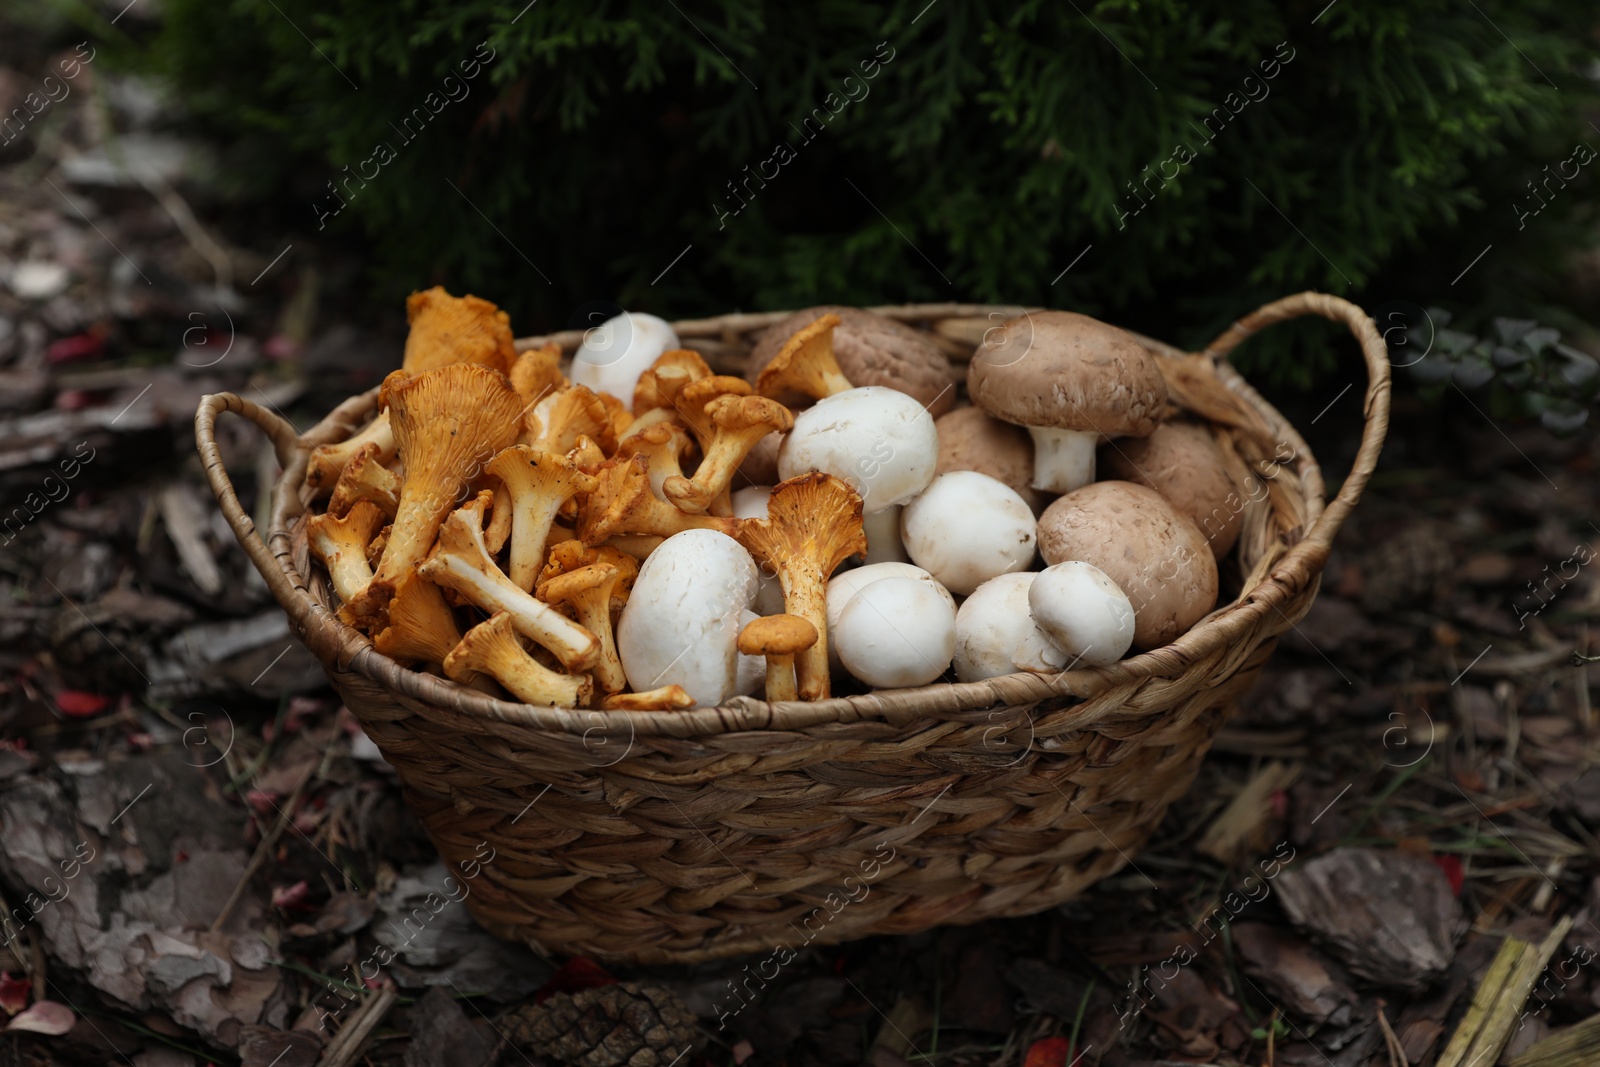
900,471,1036,595
953,572,1069,682
778,385,938,513
835,577,956,688
616,529,759,706
570,311,680,406
1029,561,1135,667
861,505,910,564
825,561,956,671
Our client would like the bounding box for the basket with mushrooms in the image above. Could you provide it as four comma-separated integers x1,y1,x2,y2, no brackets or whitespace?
197,290,1389,964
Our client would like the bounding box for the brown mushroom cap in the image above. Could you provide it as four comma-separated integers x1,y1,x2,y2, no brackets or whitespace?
967,311,1167,437
1036,481,1217,650
745,306,956,416
933,406,1044,512
737,613,818,658
1100,421,1242,561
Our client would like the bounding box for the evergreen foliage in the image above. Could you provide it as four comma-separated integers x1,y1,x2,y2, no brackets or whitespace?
136,0,1597,379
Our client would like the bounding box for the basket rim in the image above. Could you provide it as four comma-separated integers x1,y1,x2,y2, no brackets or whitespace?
196,294,1390,738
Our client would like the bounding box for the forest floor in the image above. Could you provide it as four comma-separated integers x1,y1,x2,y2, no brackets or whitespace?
3,23,1600,1067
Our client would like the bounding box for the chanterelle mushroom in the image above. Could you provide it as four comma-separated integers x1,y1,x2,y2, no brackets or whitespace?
934,406,1043,513
510,342,565,410
738,614,817,703
346,364,524,629
307,500,386,616
540,562,629,695
304,411,394,498
746,306,956,415
530,385,617,456
834,576,956,689
968,310,1167,493
445,612,592,708
578,455,742,545
755,314,853,402
372,568,462,669
327,442,401,519
1036,480,1218,650
1100,421,1243,561
485,445,597,591
900,471,1037,596
618,421,695,499
663,395,793,515
402,287,516,375
615,529,760,706
418,503,600,672
736,473,866,700
570,310,680,406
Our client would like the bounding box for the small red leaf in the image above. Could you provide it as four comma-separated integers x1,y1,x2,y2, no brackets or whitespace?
0,973,30,1016
534,957,617,1004
47,331,105,364
1433,854,1464,896
1024,1037,1074,1067
55,691,109,718
271,881,311,910
6,1000,75,1035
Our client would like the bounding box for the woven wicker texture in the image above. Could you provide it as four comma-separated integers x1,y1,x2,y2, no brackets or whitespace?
195,293,1390,963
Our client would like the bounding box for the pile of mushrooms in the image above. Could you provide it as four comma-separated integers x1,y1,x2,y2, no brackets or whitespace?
302,290,1246,710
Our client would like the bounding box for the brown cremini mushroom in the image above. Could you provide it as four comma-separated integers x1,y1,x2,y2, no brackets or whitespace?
756,314,853,402
328,442,401,519
600,685,695,711
1036,480,1217,650
736,473,866,700
578,455,742,545
484,445,598,591
308,500,386,615
968,311,1167,493
1099,421,1242,561
933,406,1043,513
737,614,818,703
345,364,525,630
418,504,600,671
746,306,955,415
444,612,593,708
402,287,516,376
662,395,793,515
304,411,394,498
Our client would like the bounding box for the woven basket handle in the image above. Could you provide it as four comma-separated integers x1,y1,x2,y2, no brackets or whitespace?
194,392,313,618
1201,291,1392,573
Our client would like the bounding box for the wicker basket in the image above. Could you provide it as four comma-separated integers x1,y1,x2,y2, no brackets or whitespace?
195,292,1389,965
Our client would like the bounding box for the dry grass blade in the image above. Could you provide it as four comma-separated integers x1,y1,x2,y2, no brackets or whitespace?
1436,916,1573,1067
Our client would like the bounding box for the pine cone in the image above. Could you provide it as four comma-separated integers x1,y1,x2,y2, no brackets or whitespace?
499,982,699,1067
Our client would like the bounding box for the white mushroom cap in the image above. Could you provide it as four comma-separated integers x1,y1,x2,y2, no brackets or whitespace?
731,486,772,519
777,386,938,512
1029,561,1134,667
616,528,758,706
953,572,1069,682
900,471,1036,595
570,311,681,405
825,562,954,669
835,577,956,688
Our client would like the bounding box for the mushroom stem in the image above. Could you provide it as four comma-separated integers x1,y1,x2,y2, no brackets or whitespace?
485,445,597,592
601,685,696,711
861,506,909,564
1027,426,1098,493
540,563,628,694
662,396,792,515
307,501,386,609
737,614,818,704
419,506,600,671
305,412,394,498
765,652,799,701
444,612,592,708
